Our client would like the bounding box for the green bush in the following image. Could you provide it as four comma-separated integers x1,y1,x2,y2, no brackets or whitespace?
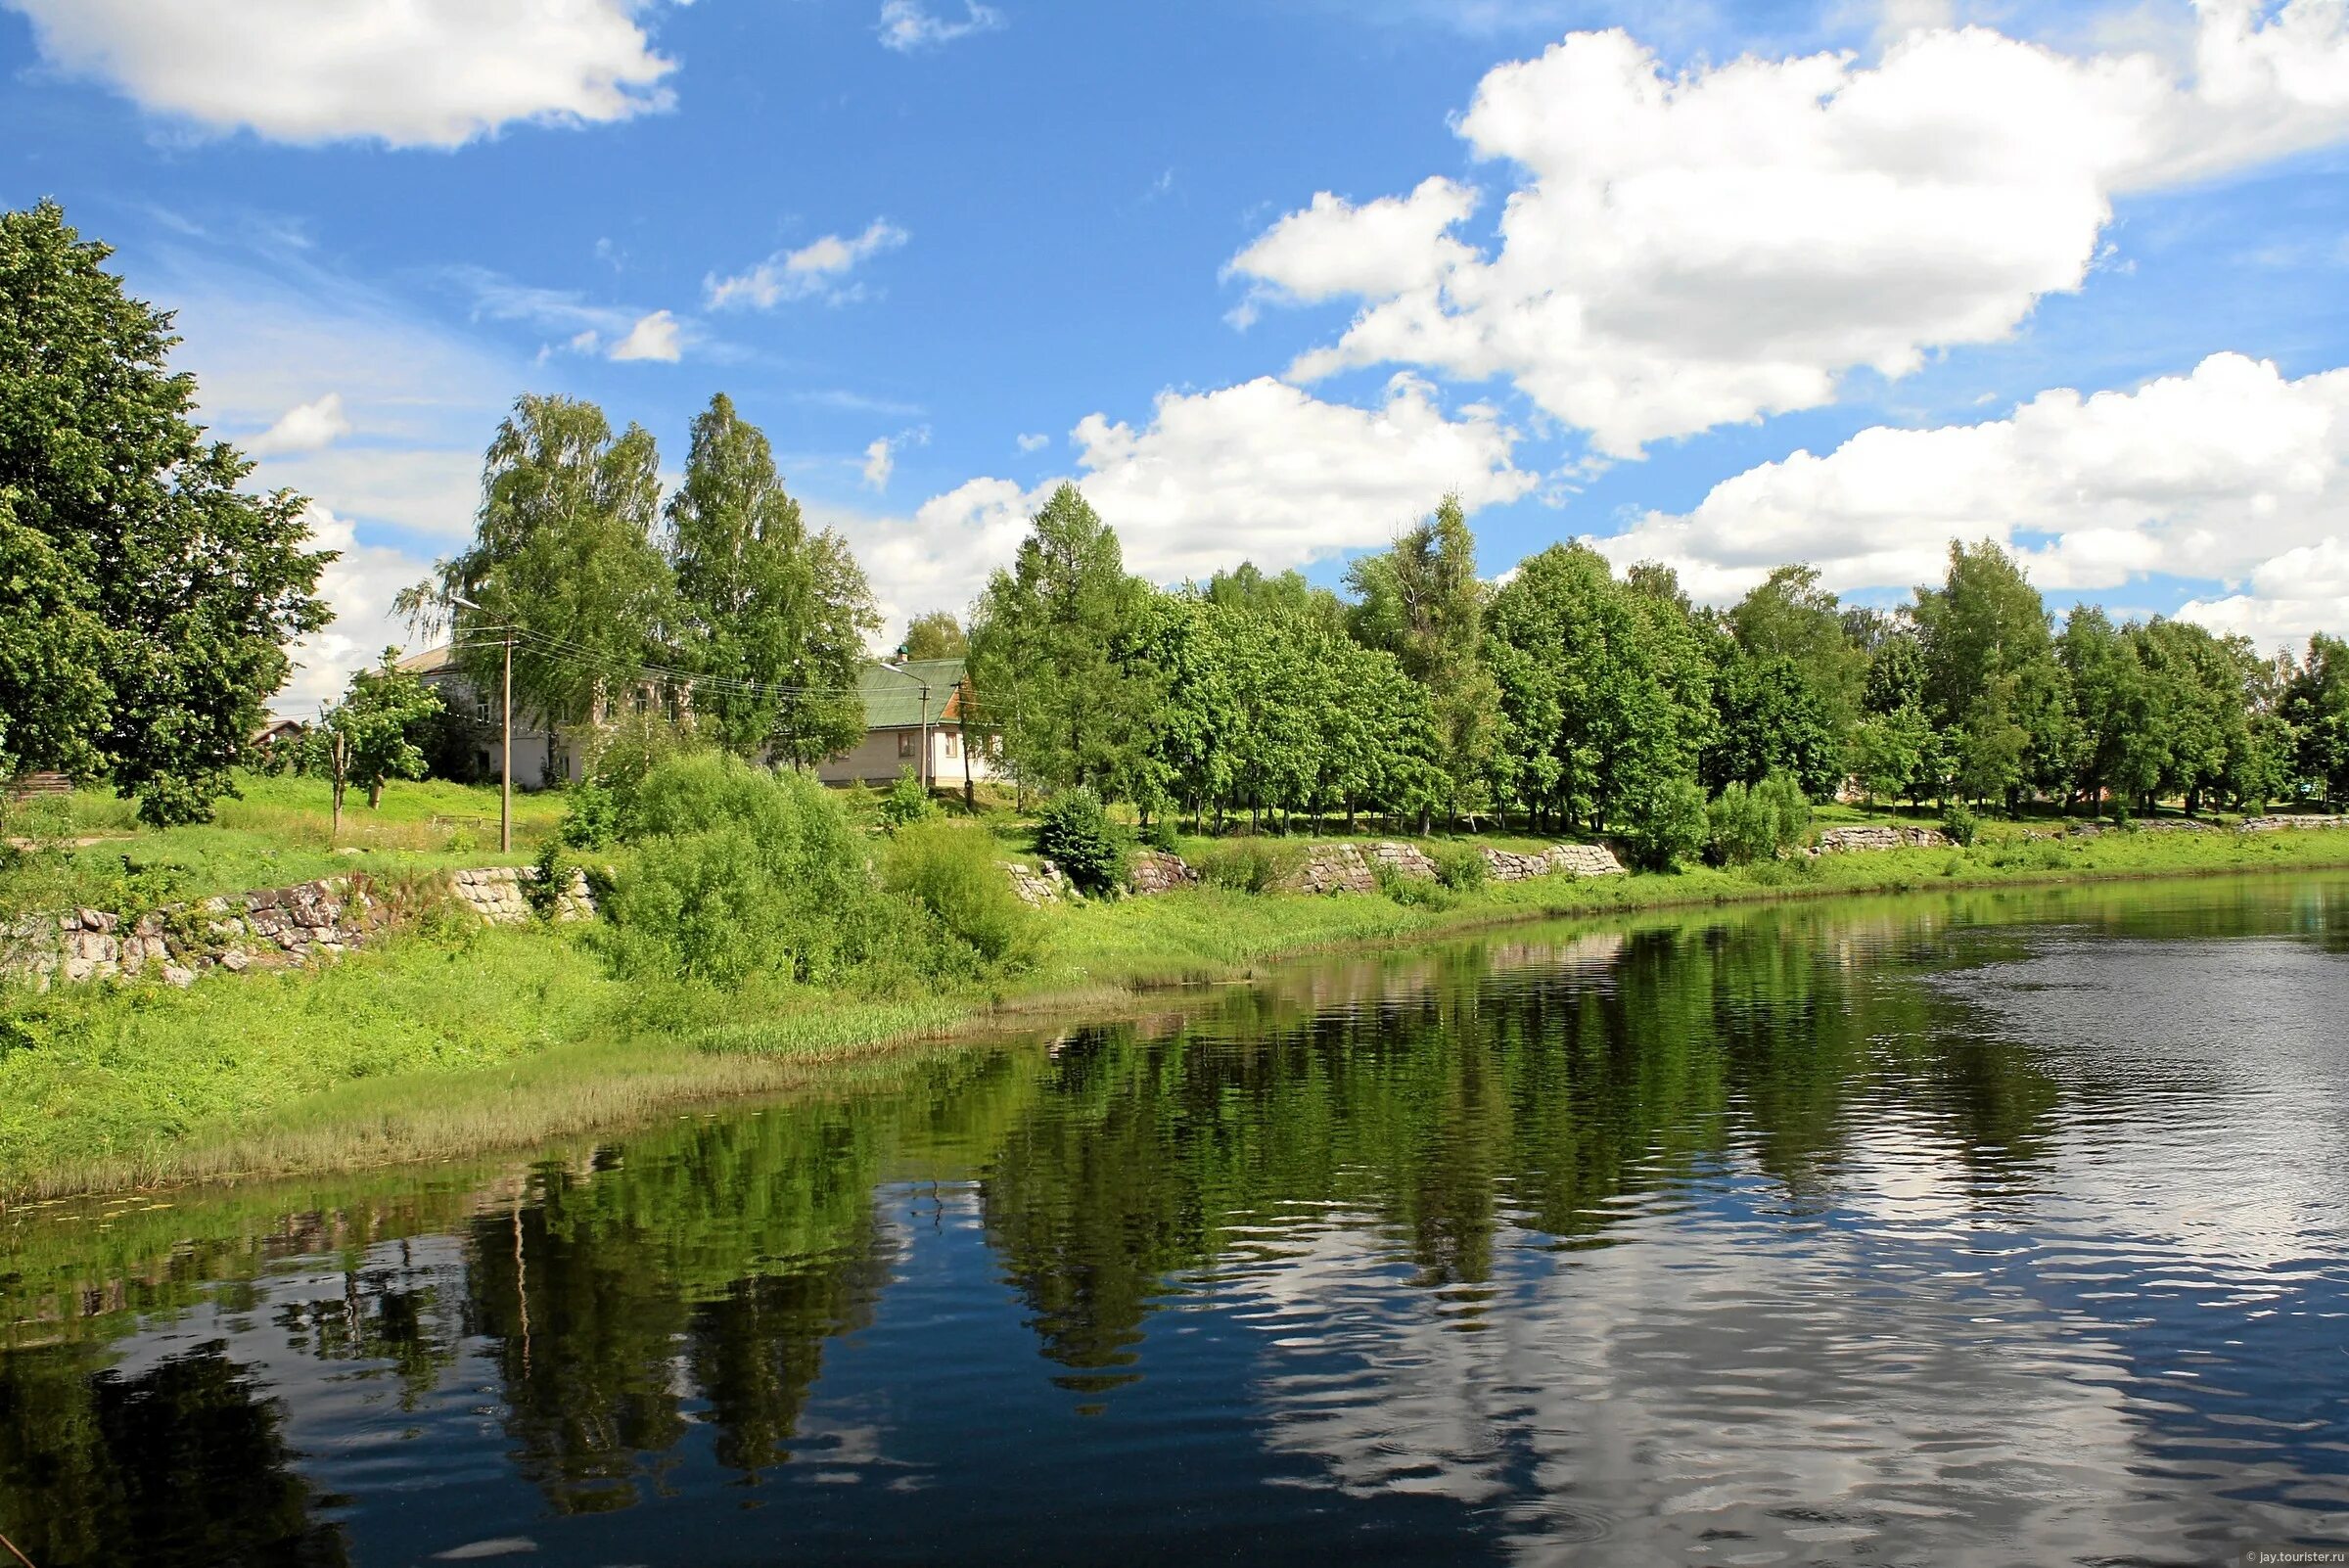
556,782,620,850
1707,770,1813,865
589,712,709,830
1432,845,1487,891
1943,802,1981,847
882,819,1032,966
1142,816,1180,853
601,754,911,987
1035,788,1129,896
880,766,940,830
1192,838,1298,894
1372,858,1451,907
1621,776,1709,872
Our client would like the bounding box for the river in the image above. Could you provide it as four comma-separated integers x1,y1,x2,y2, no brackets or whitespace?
4,874,2348,1565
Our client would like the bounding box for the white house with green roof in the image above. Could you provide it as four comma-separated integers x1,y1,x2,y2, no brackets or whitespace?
813,658,998,792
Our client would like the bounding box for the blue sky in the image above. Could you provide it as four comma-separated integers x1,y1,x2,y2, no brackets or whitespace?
7,0,2349,707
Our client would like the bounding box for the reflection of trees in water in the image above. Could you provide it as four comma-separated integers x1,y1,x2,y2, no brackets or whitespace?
0,891,2120,1534
0,1342,349,1567
976,904,2069,1386
460,1100,914,1512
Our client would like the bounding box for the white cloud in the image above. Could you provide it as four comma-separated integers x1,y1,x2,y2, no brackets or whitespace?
1232,3,2349,455
245,392,351,456
704,220,910,309
863,438,897,491
876,0,1003,53
1070,374,1538,582
607,308,682,362
3,0,678,148
278,503,440,713
1016,432,1050,453
1592,350,2349,648
837,376,1535,628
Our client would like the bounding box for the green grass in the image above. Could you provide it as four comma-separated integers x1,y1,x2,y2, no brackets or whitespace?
5,814,2349,1202
3,773,568,911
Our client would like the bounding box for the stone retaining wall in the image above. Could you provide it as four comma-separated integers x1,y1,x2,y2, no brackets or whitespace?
1006,861,1071,906
2239,814,2349,832
1275,844,1379,895
1366,841,1439,882
7,864,600,991
1127,849,1198,896
1812,825,1953,854
1482,843,1627,880
446,864,597,924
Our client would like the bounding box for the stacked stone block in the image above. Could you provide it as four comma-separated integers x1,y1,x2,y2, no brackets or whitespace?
1126,849,1199,896
1482,843,1627,880
1811,825,1953,853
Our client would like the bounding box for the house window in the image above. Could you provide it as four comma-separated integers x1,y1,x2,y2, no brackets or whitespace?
473,696,491,725
898,730,916,759
944,732,960,759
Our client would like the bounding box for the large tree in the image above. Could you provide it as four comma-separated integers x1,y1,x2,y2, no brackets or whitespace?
1485,543,1712,835
968,484,1153,800
1913,540,2064,810
1346,495,1500,824
667,393,875,764
404,394,670,746
0,201,332,823
898,611,968,662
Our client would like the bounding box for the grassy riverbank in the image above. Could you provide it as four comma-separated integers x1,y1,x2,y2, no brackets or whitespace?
5,811,2349,1202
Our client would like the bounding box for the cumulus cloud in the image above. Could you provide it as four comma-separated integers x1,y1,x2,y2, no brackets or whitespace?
1591,351,2349,647
836,376,1535,634
277,503,441,713
876,0,1003,52
2,0,678,148
1231,2,2349,455
607,308,682,362
1016,432,1051,453
704,220,910,309
245,392,351,456
1069,374,1538,581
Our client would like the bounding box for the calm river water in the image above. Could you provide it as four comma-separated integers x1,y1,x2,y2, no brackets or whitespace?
6,875,2349,1566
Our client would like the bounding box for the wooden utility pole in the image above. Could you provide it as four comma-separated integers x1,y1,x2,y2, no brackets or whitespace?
500,628,513,853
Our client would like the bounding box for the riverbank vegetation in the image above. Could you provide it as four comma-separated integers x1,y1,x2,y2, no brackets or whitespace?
6,791,2348,1200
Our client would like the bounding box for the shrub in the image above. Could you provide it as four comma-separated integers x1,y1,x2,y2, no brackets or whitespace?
601,754,913,987
1943,802,1981,847
1142,816,1180,853
1373,858,1451,907
1708,771,1813,865
1192,838,1299,894
883,819,1032,966
1432,845,1487,891
880,766,939,830
590,712,710,831
556,782,620,850
1621,776,1709,872
1035,788,1129,896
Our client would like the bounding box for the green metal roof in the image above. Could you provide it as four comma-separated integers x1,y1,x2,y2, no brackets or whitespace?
856,659,967,728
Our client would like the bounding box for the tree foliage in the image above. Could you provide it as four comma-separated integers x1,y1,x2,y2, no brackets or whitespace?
968,484,1154,798
408,393,670,737
667,393,875,764
300,649,444,822
0,201,332,823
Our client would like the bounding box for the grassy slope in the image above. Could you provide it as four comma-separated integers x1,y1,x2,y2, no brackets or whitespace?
4,776,565,908
5,815,2349,1201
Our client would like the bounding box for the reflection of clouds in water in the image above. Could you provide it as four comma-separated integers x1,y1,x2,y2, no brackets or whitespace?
1930,935,2349,1274
1216,1008,2349,1568
1221,1197,2208,1563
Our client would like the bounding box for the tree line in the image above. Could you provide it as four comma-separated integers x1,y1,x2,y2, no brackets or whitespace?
9,198,2349,845
962,484,2349,862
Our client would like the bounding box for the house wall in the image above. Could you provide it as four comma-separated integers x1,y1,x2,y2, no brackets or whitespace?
812,725,1001,790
